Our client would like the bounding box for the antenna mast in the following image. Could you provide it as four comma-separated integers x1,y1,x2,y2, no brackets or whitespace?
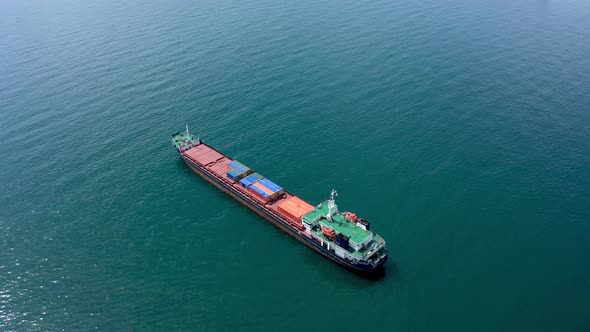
327,189,338,221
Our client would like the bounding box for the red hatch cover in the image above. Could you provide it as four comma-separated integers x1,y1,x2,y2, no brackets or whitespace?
208,158,231,176
184,145,224,165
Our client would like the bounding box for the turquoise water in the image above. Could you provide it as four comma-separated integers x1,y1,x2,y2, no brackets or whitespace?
1,0,590,330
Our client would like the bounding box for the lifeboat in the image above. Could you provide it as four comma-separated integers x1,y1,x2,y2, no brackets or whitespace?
343,211,358,222
322,226,336,239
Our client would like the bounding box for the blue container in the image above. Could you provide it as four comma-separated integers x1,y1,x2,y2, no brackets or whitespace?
250,184,269,197
228,161,248,173
258,178,282,193
239,173,262,188
227,169,239,180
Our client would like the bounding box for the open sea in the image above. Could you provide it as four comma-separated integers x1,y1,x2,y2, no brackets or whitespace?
1,0,590,330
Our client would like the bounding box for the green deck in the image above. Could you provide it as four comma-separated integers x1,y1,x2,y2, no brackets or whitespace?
172,132,194,148
303,203,372,244
172,132,201,153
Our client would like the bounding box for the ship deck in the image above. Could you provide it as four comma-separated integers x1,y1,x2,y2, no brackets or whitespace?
180,141,303,228
304,204,372,244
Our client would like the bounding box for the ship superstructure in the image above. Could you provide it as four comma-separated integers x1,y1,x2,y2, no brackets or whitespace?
172,128,388,274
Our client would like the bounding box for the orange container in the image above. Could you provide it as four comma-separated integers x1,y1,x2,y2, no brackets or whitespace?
278,196,314,222
252,181,274,195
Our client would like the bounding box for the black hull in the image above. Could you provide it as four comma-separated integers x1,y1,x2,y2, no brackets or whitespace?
179,152,387,275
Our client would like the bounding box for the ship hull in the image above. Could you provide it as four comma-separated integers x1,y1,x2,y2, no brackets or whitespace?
178,152,387,275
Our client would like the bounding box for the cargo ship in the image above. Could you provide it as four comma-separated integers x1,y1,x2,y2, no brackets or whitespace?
172,126,388,274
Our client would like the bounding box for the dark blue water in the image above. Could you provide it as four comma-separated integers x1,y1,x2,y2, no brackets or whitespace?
1,0,590,330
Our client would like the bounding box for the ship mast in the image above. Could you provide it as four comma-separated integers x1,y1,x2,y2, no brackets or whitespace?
327,189,338,221
186,124,190,137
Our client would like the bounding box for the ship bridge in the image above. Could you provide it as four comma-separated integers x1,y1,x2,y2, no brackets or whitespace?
302,203,374,250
